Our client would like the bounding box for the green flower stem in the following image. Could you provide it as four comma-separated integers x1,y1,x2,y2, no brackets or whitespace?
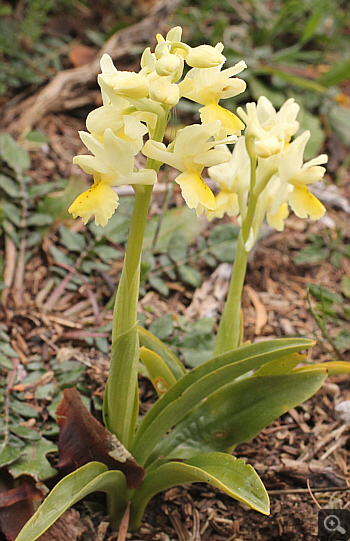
104,110,168,448
213,231,249,355
214,151,258,355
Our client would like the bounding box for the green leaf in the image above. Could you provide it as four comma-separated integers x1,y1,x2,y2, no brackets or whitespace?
142,206,205,253
93,244,123,261
247,75,286,108
178,264,202,288
208,224,239,262
10,401,40,418
0,132,30,173
59,225,86,252
149,314,173,340
105,323,139,448
132,338,315,466
140,347,177,396
138,326,186,380
149,275,169,296
49,246,75,267
297,108,325,161
8,437,58,481
25,130,48,143
342,275,350,298
307,284,342,304
0,342,19,357
253,352,306,376
182,348,214,368
15,463,127,541
294,244,329,265
317,57,350,87
147,370,327,463
26,214,53,227
130,453,269,530
10,426,41,441
0,352,14,369
327,104,350,147
0,174,20,197
0,444,24,468
255,65,328,94
181,320,216,367
37,176,89,223
293,361,350,377
301,3,324,43
168,231,188,261
333,332,350,351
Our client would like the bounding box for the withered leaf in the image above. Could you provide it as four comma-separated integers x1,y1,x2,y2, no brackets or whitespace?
56,387,144,489
0,476,45,541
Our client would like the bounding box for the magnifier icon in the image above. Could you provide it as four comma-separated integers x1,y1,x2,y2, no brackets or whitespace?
324,514,347,534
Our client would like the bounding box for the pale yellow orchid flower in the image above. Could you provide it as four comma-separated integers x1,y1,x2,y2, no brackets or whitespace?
181,62,247,138
237,97,300,157
206,138,250,220
69,129,156,226
275,130,327,220
142,121,235,215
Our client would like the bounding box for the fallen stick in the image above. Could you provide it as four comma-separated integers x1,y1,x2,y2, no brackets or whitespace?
4,0,181,133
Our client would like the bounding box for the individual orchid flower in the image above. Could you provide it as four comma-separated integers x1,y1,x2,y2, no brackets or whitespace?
181,62,247,139
86,106,149,154
98,53,150,101
155,29,226,69
154,26,185,60
142,121,235,215
206,137,250,220
237,97,300,158
140,43,184,107
270,130,327,220
185,43,226,68
69,129,157,226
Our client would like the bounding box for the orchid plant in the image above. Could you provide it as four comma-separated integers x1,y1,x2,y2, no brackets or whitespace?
16,27,350,540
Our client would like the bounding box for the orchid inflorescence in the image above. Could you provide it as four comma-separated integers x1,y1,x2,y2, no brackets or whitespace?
69,26,327,244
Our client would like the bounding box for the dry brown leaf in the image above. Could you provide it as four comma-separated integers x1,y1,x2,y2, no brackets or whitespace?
56,387,145,489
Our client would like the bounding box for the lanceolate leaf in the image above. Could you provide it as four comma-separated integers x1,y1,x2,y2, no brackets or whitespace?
130,453,269,530
292,362,350,377
144,369,327,465
105,322,139,448
15,463,127,541
132,338,315,465
138,326,186,380
253,352,306,376
140,347,177,396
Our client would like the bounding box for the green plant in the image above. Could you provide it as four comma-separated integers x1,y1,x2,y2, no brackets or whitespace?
15,26,350,540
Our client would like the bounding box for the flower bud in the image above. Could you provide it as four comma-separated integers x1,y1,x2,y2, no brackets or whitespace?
111,71,149,99
186,44,226,68
149,78,180,106
155,55,183,79
255,137,282,158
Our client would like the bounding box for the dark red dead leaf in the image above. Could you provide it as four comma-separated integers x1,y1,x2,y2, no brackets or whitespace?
56,387,144,489
0,477,46,541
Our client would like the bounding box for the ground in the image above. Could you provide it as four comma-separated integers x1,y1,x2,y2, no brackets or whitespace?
0,1,349,540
